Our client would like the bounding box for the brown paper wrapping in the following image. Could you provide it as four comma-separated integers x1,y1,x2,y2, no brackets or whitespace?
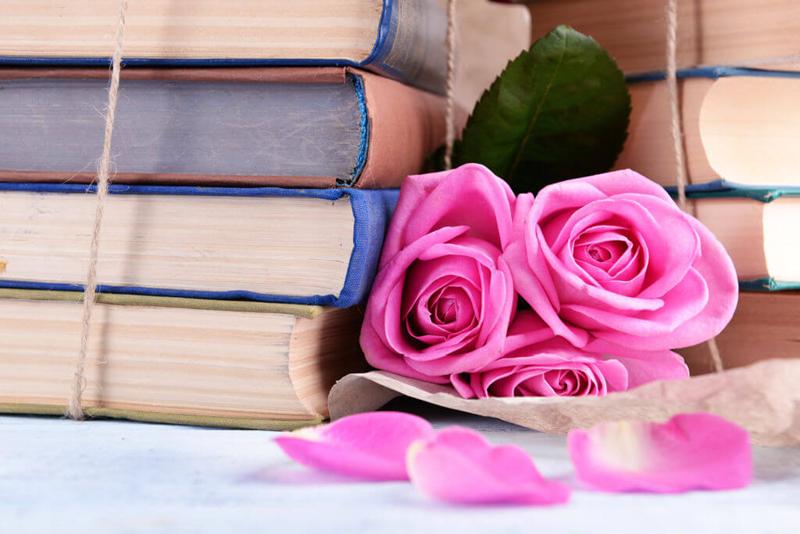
328,359,800,447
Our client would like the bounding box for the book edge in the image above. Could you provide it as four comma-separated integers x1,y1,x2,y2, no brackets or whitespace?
665,181,800,201
0,402,323,430
0,288,324,317
627,65,800,84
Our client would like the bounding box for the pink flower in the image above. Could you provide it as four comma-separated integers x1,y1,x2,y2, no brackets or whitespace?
568,413,752,493
361,164,517,380
407,426,571,505
451,311,688,399
504,169,738,350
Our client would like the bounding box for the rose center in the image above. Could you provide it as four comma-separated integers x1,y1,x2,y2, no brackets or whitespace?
432,296,458,325
546,370,589,396
587,245,612,262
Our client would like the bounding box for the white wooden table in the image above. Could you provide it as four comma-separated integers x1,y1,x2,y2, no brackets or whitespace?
1,404,799,533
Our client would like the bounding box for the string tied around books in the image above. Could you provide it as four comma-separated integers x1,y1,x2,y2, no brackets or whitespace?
66,0,129,420
444,0,458,170
665,0,724,374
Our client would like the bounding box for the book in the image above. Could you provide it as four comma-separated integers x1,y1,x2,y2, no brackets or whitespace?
615,67,800,187
453,0,530,111
0,67,444,189
0,184,397,307
680,291,800,375
528,0,800,75
0,0,449,93
678,185,800,290
0,289,365,429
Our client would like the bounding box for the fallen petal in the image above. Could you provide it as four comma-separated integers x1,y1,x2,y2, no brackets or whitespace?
407,426,571,505
275,412,434,481
568,413,752,493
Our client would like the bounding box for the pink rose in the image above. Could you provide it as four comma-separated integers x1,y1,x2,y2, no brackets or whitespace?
360,164,517,380
504,169,738,350
451,312,688,398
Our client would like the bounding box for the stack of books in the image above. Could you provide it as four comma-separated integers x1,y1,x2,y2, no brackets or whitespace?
528,0,800,373
0,0,529,428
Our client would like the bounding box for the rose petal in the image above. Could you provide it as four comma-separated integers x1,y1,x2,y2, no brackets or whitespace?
568,413,752,493
275,412,434,481
407,426,571,505
505,240,589,348
585,338,689,388
553,168,676,204
381,163,516,262
562,267,713,350
360,319,450,383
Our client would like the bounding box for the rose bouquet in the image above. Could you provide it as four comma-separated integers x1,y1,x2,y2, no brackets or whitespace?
360,164,738,399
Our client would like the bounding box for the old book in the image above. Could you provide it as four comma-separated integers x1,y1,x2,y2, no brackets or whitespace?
0,184,396,307
0,0,449,92
681,292,800,375
529,0,800,75
452,0,530,111
0,67,443,188
0,289,365,429
680,186,800,290
615,68,800,187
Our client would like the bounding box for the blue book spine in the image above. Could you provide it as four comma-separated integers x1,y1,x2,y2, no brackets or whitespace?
0,184,399,308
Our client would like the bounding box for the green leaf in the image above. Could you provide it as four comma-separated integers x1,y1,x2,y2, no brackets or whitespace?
455,25,631,193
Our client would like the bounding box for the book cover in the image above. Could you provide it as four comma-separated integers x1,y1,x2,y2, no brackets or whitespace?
0,183,398,307
0,67,444,189
0,288,367,429
667,181,800,291
617,66,800,187
529,0,800,75
0,0,448,94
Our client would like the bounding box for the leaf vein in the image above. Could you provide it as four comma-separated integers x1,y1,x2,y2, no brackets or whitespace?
506,30,570,181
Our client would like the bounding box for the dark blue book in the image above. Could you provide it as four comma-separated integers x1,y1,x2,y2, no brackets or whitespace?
0,184,398,307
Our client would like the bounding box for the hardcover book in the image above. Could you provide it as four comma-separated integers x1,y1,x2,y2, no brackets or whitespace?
681,291,800,375
0,0,448,93
529,0,800,75
616,67,800,187
0,184,397,307
678,183,800,291
0,67,444,188
0,289,365,429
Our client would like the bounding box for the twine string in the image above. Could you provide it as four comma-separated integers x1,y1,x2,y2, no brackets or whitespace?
666,0,724,373
66,0,129,420
665,0,688,212
443,0,457,170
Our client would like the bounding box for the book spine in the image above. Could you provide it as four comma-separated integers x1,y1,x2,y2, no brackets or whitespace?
361,0,447,94
335,189,399,307
626,66,800,84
